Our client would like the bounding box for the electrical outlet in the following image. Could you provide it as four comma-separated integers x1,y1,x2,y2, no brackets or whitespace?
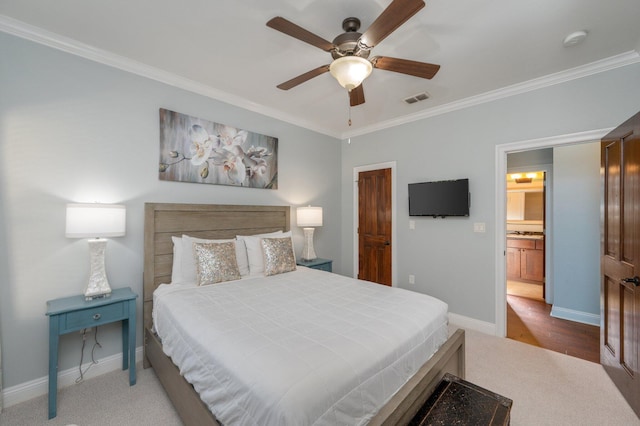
409,220,415,230
409,274,415,285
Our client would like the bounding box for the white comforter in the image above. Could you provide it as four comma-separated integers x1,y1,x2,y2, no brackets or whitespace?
153,267,448,426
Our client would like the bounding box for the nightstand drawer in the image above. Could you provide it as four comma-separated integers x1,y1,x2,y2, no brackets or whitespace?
63,301,126,331
296,258,332,272
314,262,332,272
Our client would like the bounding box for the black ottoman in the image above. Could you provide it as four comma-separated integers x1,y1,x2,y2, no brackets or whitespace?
409,373,513,425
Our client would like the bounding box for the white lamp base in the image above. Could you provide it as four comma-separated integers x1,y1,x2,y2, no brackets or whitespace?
301,227,317,261
85,238,112,300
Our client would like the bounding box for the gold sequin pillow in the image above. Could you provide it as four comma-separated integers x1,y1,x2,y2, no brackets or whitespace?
192,241,241,286
261,237,297,276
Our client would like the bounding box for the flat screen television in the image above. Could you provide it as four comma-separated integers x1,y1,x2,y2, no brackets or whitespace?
408,178,470,217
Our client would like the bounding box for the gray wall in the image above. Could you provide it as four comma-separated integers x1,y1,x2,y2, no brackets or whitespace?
340,62,640,323
552,143,601,318
0,33,341,388
508,148,553,168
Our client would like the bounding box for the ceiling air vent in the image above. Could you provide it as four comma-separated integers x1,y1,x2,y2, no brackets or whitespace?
404,92,430,105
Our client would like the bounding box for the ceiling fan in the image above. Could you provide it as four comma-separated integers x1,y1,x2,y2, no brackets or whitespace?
266,0,440,107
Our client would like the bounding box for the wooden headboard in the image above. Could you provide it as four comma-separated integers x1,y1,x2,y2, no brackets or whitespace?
143,203,290,333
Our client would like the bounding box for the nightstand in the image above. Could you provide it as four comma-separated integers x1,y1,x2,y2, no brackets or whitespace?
46,287,138,419
297,257,332,272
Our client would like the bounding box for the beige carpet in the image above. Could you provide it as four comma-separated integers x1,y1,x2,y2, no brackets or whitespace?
0,364,182,426
1,329,638,425
463,328,638,425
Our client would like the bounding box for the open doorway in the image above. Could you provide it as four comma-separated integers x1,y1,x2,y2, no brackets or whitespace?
495,130,609,361
505,163,599,362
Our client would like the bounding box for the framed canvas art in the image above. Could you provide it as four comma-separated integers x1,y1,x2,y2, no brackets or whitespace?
159,109,278,189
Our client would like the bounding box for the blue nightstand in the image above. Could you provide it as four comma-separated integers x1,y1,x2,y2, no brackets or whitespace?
297,258,332,272
46,287,138,419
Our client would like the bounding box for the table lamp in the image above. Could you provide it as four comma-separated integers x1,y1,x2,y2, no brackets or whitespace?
65,203,126,300
297,206,322,261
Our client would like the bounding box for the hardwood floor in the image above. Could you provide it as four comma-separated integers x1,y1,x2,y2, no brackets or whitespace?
507,281,600,363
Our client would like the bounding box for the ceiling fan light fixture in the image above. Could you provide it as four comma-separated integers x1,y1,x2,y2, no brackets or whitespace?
329,56,372,91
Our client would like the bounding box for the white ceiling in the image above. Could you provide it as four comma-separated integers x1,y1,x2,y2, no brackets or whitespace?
1,0,639,138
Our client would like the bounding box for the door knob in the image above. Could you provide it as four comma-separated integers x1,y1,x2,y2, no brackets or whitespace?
384,241,390,246
622,276,640,286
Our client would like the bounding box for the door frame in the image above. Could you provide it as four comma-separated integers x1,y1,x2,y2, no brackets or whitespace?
353,161,397,286
495,129,612,336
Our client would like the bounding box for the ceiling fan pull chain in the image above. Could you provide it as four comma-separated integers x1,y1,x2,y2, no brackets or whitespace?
348,93,352,126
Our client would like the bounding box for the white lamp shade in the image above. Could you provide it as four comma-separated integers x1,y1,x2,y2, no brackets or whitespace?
297,206,323,227
65,203,126,238
329,56,373,91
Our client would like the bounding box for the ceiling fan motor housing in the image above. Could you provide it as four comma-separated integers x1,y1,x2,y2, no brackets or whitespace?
332,17,370,59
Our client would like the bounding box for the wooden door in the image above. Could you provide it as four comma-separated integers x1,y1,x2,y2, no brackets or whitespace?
358,168,392,286
601,111,640,417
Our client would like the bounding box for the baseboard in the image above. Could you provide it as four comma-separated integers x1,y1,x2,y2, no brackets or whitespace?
448,312,496,335
2,346,144,408
550,305,600,326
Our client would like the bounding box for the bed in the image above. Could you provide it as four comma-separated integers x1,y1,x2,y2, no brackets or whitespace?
143,203,465,426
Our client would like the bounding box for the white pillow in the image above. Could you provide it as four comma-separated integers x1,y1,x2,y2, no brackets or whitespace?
234,238,249,276
181,235,250,282
237,230,290,275
171,236,183,283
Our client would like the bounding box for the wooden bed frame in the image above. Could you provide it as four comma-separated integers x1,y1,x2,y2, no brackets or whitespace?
143,202,465,426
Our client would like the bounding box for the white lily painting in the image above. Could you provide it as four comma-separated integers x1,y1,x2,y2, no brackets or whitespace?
159,109,278,189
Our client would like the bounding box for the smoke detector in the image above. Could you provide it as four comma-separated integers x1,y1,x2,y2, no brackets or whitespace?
563,30,588,47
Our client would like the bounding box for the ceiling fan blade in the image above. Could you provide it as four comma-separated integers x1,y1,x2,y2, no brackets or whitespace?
349,84,365,106
372,56,440,79
276,65,331,90
359,0,425,49
267,17,336,52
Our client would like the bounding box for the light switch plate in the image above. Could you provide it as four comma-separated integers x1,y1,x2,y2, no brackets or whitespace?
473,222,486,233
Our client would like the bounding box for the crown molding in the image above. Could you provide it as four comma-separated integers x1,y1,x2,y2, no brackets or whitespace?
342,50,640,139
0,15,336,138
2,14,638,140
